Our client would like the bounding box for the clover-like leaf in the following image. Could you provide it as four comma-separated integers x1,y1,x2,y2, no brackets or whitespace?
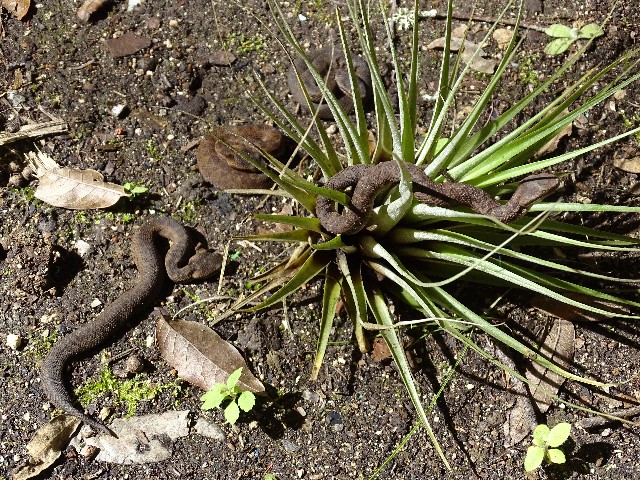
547,448,566,464
544,37,574,55
546,422,572,448
224,401,241,425
544,24,575,38
238,391,256,412
578,23,603,39
524,445,545,472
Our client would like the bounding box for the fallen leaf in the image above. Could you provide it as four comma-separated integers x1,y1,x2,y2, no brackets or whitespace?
156,312,265,393
525,317,575,413
106,32,152,58
426,36,497,74
535,117,573,158
614,156,640,174
2,0,29,19
27,151,129,209
76,0,108,21
13,415,81,480
75,411,190,464
370,337,392,362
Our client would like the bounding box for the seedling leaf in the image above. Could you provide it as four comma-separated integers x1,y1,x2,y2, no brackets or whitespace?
227,367,243,389
532,423,550,446
547,448,566,464
546,422,572,447
238,391,256,412
224,401,240,425
524,445,545,471
578,23,604,39
544,38,573,55
544,24,574,38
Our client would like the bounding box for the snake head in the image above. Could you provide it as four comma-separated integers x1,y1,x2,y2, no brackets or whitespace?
510,173,561,208
185,249,223,280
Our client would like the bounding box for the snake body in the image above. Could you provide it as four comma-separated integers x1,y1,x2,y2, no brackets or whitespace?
40,217,221,434
315,161,560,234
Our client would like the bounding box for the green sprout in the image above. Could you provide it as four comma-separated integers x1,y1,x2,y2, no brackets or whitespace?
524,422,572,471
122,182,149,198
544,23,604,55
200,368,256,425
218,0,640,470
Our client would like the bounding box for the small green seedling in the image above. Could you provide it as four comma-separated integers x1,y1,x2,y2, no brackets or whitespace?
122,182,149,198
200,367,256,425
524,422,572,472
264,475,278,480
544,23,604,55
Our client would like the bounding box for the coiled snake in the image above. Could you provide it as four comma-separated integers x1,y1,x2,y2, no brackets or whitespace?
40,217,222,435
315,161,560,235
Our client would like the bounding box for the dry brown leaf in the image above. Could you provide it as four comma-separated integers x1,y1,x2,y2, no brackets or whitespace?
13,415,80,480
535,119,573,158
156,312,265,393
426,36,497,74
2,0,29,19
613,156,640,174
27,151,129,209
525,318,575,413
105,32,152,58
370,337,392,362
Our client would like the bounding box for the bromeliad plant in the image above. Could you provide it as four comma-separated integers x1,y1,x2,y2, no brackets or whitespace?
219,0,640,467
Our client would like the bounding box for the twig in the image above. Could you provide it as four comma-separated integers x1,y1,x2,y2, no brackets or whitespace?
441,12,548,33
0,120,68,146
576,405,640,429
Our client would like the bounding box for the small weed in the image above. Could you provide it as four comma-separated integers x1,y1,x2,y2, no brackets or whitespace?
524,422,572,472
544,23,604,55
518,54,541,86
200,367,256,425
122,182,149,199
144,139,163,161
224,33,266,56
76,364,180,417
28,329,59,360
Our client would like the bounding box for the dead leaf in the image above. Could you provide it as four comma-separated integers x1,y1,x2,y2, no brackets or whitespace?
75,411,190,464
27,151,129,209
106,32,152,58
525,317,575,413
13,415,80,480
535,118,573,158
614,156,640,174
156,312,265,393
426,36,497,74
370,337,392,362
2,0,29,20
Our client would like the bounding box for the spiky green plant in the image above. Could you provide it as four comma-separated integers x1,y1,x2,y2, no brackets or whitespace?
218,0,640,468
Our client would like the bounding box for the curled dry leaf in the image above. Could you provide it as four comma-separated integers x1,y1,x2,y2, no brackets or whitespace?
27,151,129,209
156,312,265,394
77,0,108,21
613,156,640,174
426,36,497,74
2,0,30,20
13,415,80,480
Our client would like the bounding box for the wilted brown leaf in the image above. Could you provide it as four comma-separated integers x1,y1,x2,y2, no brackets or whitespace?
2,0,29,20
27,151,129,209
13,415,80,480
156,312,264,393
426,36,497,74
77,0,108,21
613,156,640,174
525,317,575,413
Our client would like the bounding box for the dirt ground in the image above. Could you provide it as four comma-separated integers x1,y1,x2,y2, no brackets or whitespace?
1,0,640,478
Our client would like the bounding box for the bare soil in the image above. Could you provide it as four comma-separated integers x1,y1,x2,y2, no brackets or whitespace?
1,0,640,479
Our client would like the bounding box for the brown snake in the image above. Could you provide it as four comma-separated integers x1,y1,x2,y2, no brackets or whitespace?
40,217,222,435
287,46,373,120
315,161,560,234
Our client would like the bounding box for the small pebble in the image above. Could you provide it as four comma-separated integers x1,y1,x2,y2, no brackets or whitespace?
6,333,23,350
90,298,102,308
